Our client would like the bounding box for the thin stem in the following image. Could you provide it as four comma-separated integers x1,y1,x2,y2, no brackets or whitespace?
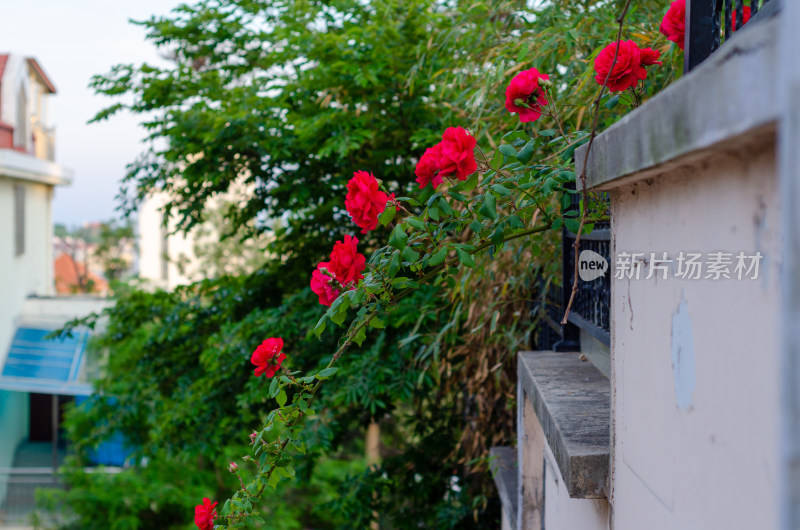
562,0,633,325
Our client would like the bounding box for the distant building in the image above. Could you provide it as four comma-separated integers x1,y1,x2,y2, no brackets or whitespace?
138,187,271,290
138,192,202,290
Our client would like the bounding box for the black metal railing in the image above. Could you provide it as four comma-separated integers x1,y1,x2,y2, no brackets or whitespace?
685,0,780,72
532,190,610,351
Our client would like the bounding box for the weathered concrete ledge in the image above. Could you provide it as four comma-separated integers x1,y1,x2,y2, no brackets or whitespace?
576,12,781,191
518,351,610,498
489,446,518,530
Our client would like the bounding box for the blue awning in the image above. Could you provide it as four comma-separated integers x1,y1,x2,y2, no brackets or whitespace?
0,326,92,395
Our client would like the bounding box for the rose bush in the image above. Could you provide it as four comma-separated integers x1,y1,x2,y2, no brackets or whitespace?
214,41,630,522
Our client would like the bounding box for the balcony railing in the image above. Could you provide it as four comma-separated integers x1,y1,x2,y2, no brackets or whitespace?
0,468,62,527
0,466,123,528
533,190,610,352
685,0,779,72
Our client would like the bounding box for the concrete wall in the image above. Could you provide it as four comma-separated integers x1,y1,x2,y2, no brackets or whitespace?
520,396,609,530
543,441,609,530
609,144,781,529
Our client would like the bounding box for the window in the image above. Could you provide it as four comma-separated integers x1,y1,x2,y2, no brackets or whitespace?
15,85,27,149
14,184,25,255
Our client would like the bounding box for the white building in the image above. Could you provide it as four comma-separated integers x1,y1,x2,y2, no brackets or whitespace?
0,54,109,526
139,187,272,290
138,192,203,290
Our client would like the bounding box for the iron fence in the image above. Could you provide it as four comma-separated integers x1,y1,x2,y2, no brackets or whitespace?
0,466,123,528
532,189,610,351
685,0,779,72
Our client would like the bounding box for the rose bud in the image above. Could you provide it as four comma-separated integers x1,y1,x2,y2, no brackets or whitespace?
228,462,239,473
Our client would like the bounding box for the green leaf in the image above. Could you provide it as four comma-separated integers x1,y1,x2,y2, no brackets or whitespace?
313,315,327,337
498,144,517,158
269,377,280,398
502,130,527,142
388,251,401,277
605,94,620,109
378,203,396,226
479,194,497,221
429,246,448,267
469,220,483,233
516,139,537,163
508,215,525,229
276,390,287,407
564,218,582,234
489,149,503,170
330,307,347,326
437,197,454,216
539,129,557,137
492,184,512,196
369,318,386,329
402,246,420,263
406,218,425,230
428,206,440,221
459,172,479,192
490,310,500,334
448,191,468,202
353,325,367,346
542,178,557,196
388,225,408,250
456,248,476,268
317,367,338,378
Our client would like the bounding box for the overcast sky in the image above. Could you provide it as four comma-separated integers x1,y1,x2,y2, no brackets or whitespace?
2,0,184,226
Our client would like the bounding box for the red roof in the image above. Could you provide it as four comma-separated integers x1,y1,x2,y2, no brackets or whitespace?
54,253,107,294
0,54,8,83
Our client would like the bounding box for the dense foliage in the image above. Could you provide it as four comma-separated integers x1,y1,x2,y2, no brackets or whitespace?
45,0,679,528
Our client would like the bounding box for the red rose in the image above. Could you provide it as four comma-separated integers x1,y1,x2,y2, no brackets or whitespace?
345,170,393,233
594,40,662,92
415,144,444,190
504,68,550,123
438,127,477,181
250,337,286,378
731,6,751,32
660,0,685,50
310,261,340,306
328,235,365,285
194,498,217,530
